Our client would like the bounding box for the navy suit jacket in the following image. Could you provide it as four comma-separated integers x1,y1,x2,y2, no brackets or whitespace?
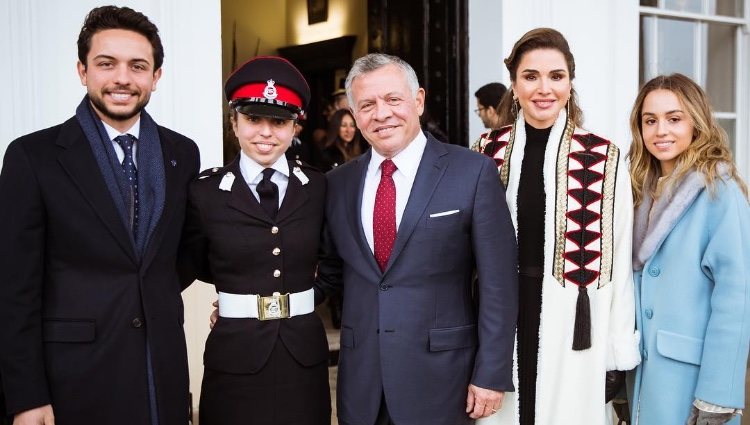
317,134,518,425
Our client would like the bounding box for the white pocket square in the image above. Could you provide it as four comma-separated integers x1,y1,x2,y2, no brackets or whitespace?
429,209,459,218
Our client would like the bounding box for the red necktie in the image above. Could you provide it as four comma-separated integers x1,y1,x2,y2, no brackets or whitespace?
374,159,397,272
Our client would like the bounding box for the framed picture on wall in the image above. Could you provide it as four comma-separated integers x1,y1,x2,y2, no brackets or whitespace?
307,0,328,24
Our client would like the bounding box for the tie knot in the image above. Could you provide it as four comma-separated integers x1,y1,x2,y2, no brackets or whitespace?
381,159,397,178
114,134,136,151
262,168,275,181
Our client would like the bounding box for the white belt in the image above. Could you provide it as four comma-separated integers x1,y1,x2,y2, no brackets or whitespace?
218,288,315,321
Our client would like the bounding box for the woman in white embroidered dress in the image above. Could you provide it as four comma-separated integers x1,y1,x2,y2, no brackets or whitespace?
627,74,750,425
478,27,640,425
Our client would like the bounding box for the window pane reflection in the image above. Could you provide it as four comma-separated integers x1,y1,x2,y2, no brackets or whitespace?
664,0,702,13
705,23,735,112
656,18,696,79
717,119,736,155
708,0,743,17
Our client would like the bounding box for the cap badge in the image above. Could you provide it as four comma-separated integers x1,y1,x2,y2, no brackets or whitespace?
263,79,278,100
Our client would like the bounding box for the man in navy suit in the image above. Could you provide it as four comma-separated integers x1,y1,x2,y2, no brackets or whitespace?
316,53,519,425
0,6,198,425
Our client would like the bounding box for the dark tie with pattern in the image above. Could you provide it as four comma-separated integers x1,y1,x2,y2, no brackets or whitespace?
373,159,397,272
257,168,279,219
114,134,139,237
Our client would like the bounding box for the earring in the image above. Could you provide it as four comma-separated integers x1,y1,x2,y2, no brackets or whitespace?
511,98,519,118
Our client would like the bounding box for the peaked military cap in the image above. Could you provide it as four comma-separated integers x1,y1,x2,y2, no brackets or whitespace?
224,56,310,120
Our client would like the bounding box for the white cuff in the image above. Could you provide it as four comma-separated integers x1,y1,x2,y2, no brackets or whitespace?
606,330,641,371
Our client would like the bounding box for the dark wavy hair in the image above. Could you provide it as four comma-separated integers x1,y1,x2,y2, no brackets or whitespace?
325,109,363,162
497,28,583,128
77,5,164,70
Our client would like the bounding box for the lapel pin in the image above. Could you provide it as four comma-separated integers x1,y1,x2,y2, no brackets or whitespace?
293,167,309,185
219,172,235,191
171,159,177,167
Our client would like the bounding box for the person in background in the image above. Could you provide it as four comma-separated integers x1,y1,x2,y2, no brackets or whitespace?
0,6,199,424
315,52,519,425
470,82,507,152
477,27,640,425
179,56,330,425
321,109,364,171
627,73,750,425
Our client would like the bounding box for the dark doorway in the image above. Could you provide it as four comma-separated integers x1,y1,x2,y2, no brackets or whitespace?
278,36,357,168
368,0,469,146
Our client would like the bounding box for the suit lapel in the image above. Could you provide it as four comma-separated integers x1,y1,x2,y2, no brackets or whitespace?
141,128,181,269
276,161,309,222
56,119,137,263
348,151,382,275
225,158,274,224
384,136,448,273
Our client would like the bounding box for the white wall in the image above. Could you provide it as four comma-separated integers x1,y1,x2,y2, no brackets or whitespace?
469,0,640,149
0,0,224,413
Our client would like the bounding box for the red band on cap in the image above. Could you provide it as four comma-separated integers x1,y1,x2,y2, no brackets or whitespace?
231,82,302,109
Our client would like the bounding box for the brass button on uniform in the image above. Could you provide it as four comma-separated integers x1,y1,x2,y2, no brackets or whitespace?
271,226,279,234
273,269,281,278
131,318,143,328
272,247,281,256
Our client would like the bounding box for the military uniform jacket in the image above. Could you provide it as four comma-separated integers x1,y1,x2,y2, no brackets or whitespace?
180,156,329,373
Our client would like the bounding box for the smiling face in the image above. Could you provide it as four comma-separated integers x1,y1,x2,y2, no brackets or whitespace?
338,113,356,143
511,48,571,129
349,64,425,158
640,89,694,176
233,113,295,167
77,29,161,133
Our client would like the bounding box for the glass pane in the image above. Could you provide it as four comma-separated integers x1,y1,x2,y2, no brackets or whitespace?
640,0,658,6
708,0,744,17
656,18,696,79
704,23,736,112
664,0,702,13
640,15,656,85
717,118,736,155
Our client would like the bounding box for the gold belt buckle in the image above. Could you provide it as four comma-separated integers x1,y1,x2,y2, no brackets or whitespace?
257,292,290,320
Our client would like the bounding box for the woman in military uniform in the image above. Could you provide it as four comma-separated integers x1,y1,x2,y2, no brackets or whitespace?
180,56,330,425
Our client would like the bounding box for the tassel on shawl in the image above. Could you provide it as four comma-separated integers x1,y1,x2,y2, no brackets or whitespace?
572,285,592,350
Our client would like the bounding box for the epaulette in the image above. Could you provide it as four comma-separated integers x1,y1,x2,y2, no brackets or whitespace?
197,166,226,180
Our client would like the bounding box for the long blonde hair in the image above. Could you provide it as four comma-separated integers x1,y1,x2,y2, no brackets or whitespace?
628,73,747,206
496,28,583,128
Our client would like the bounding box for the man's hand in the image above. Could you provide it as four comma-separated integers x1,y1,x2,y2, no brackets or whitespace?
466,384,504,419
13,404,54,425
209,300,218,328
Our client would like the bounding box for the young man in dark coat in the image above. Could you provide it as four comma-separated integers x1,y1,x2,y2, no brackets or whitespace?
0,6,199,425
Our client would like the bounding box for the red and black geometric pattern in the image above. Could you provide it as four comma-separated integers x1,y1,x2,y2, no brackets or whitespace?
479,126,512,185
553,132,619,290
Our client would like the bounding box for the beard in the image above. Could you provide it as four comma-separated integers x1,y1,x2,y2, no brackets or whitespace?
88,87,151,123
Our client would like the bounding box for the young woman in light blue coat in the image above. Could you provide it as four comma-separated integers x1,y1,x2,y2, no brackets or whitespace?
627,73,750,425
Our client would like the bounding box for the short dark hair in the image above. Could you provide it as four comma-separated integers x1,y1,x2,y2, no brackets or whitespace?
77,5,164,70
474,82,507,109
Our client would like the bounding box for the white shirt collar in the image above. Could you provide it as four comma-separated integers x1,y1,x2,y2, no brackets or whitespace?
102,119,141,141
368,130,427,178
239,152,290,183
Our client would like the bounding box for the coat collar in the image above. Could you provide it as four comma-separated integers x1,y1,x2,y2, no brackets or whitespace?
226,156,308,224
632,165,729,270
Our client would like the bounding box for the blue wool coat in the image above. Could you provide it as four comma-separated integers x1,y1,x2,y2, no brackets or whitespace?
628,171,750,425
